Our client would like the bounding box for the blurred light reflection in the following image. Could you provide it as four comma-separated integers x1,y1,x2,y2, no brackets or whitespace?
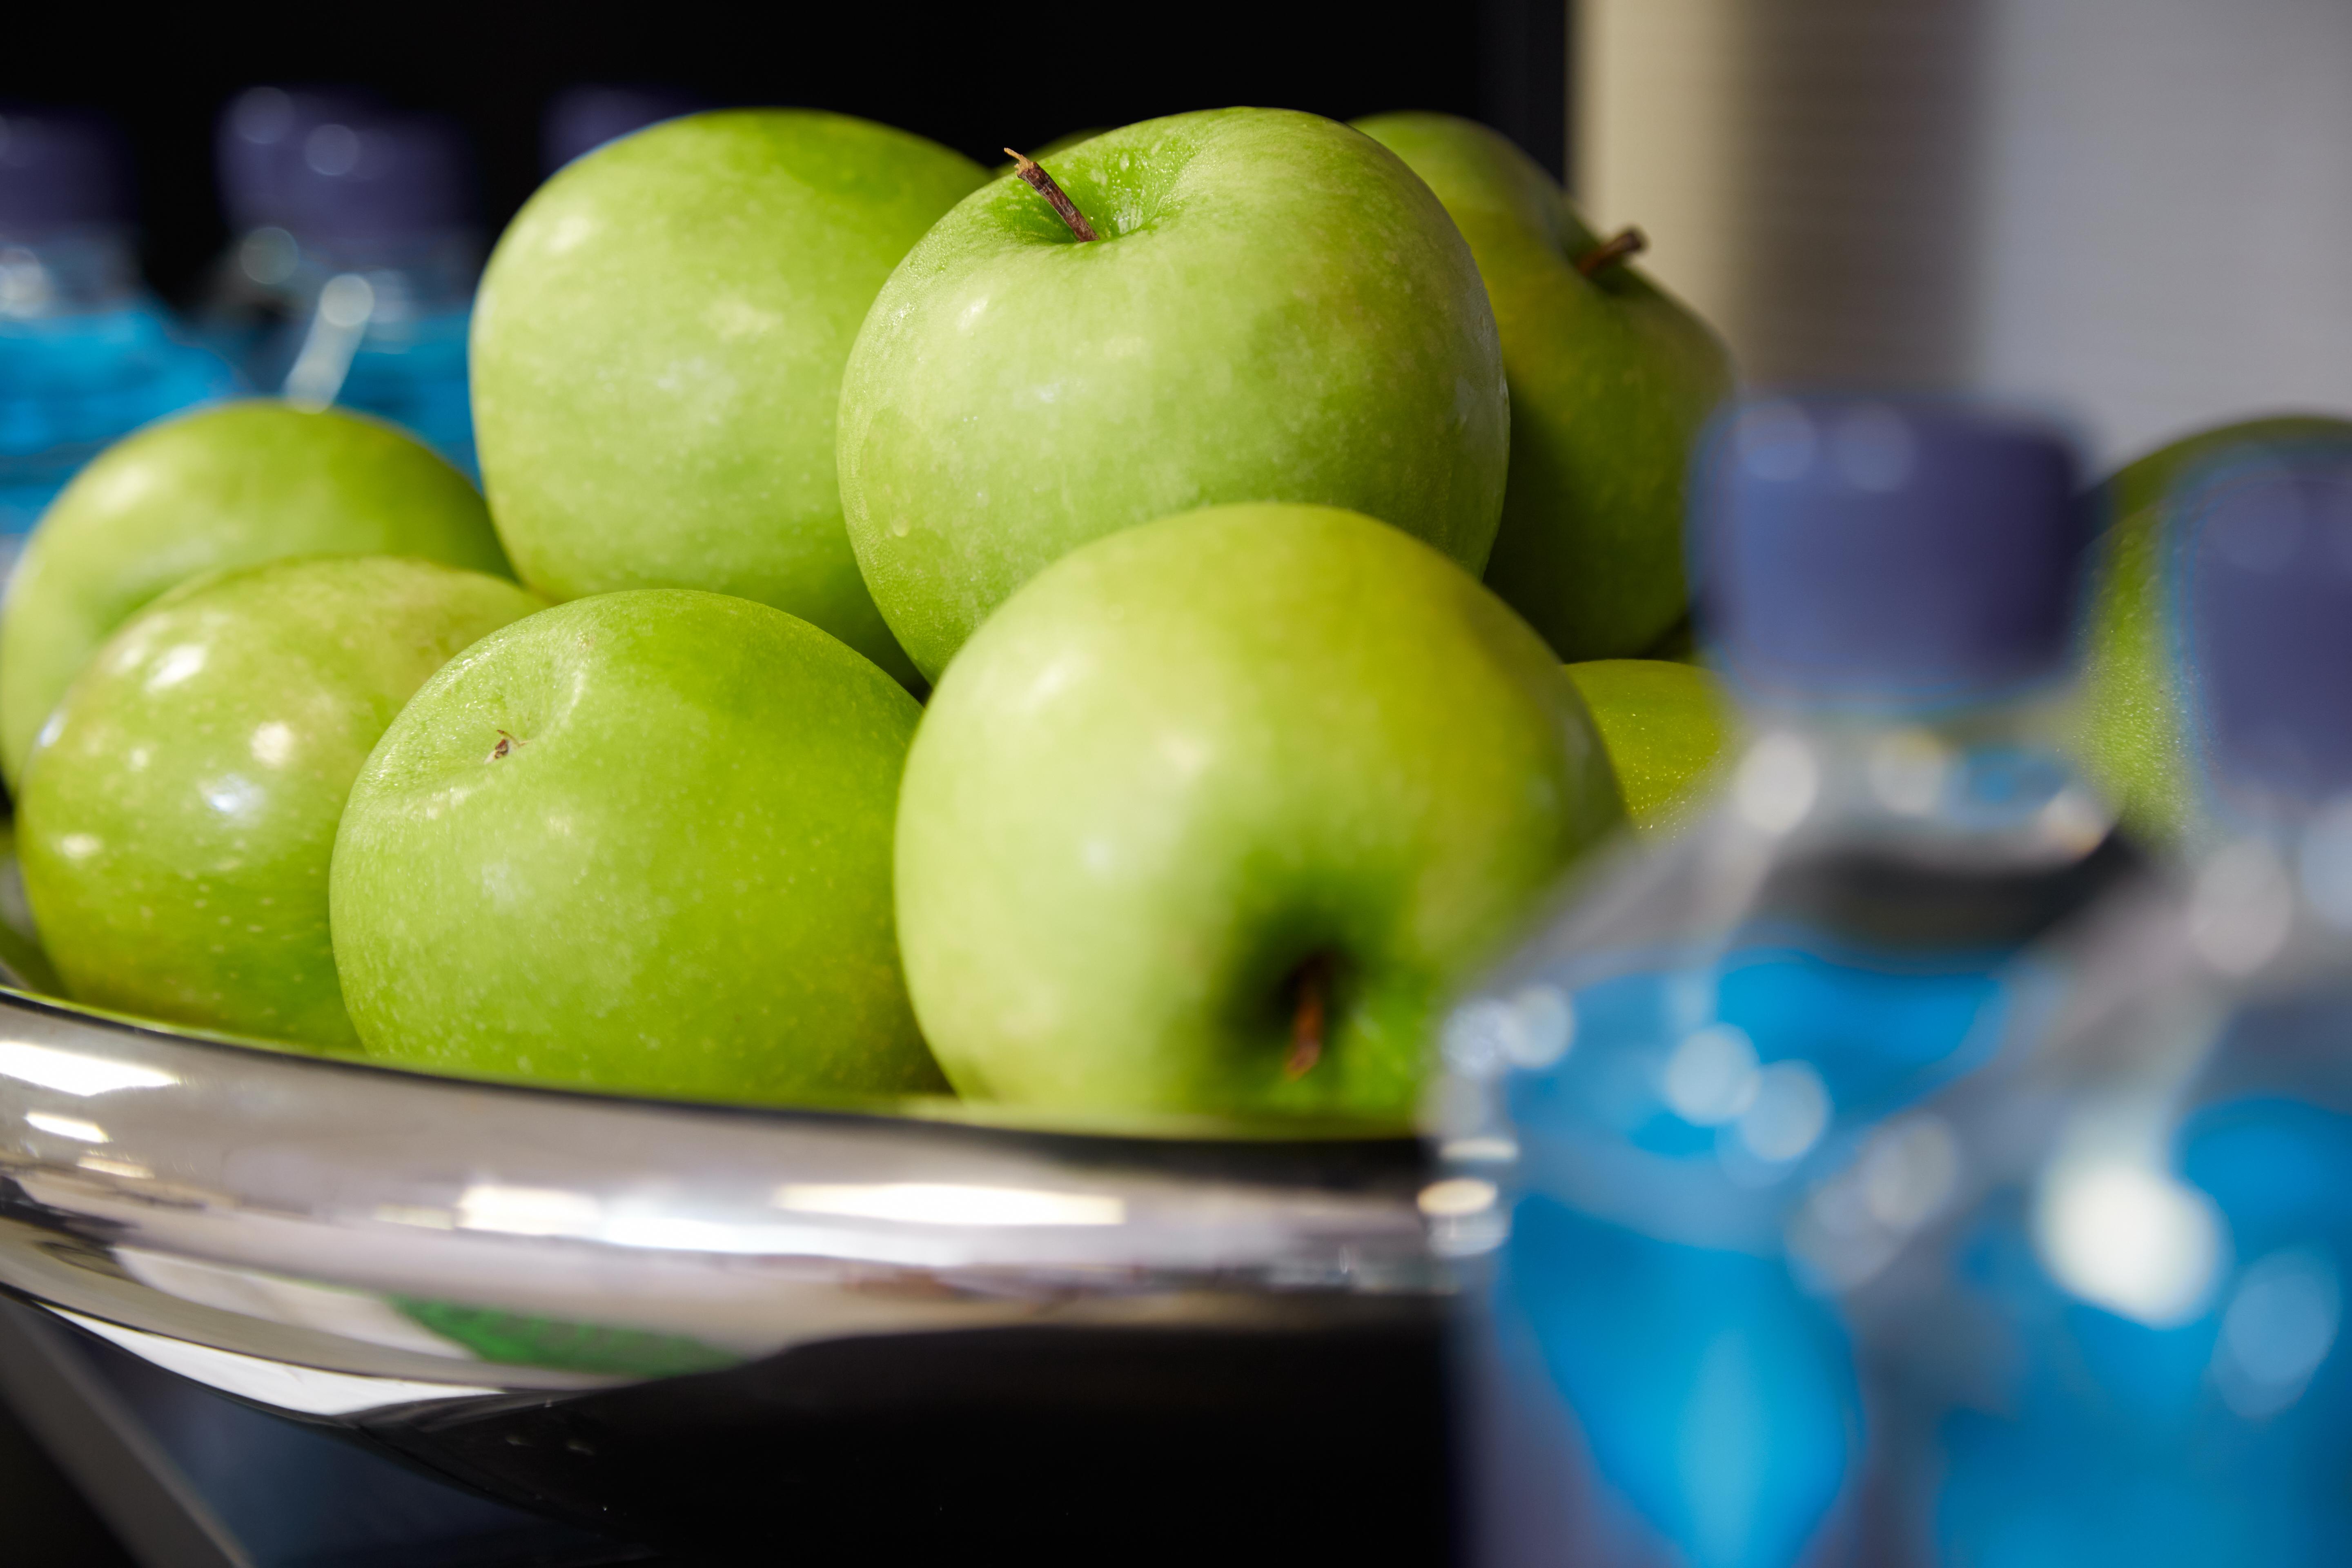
2036,1160,2223,1326
0,1041,177,1096
772,1183,1125,1227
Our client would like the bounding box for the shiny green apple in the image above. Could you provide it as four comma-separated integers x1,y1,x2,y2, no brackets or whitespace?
0,401,506,788
839,108,1510,682
18,557,540,1048
1355,112,1732,661
331,590,940,1104
472,111,987,689
1565,658,1735,834
895,503,1622,1122
2076,415,2352,842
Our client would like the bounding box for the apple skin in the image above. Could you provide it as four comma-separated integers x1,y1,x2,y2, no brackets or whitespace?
472,111,987,690
895,503,1623,1123
0,401,507,789
2075,415,2352,843
839,108,1511,682
1355,112,1733,662
1564,659,1734,834
17,557,541,1049
331,589,942,1104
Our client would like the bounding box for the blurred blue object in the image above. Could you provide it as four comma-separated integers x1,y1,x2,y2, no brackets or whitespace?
541,85,706,172
1444,396,2127,1568
208,90,482,477
0,108,235,552
1842,448,2352,1568
196,85,379,378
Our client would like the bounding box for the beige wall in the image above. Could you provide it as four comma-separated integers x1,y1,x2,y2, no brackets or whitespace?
1577,0,1985,391
1577,0,2352,469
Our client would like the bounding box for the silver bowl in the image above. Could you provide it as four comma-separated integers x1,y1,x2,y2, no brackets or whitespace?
0,984,1449,1554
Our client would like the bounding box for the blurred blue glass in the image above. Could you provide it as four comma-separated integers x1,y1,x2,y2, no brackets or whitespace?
1845,445,2352,1568
1447,398,2115,1568
202,90,481,477
1,112,236,546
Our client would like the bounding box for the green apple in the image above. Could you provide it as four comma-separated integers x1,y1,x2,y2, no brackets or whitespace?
1565,659,1734,834
472,111,987,689
1355,112,1733,662
0,821,62,996
2076,415,2352,843
331,590,940,1104
895,503,1622,1122
839,107,1510,682
18,557,540,1049
0,401,506,788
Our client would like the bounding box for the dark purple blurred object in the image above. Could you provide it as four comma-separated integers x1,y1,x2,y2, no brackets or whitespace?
214,85,381,232
216,89,474,243
541,85,706,172
0,108,131,234
1695,394,2086,711
2178,448,2352,808
276,113,474,242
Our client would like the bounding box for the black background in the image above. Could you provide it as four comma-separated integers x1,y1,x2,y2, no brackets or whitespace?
6,0,1567,303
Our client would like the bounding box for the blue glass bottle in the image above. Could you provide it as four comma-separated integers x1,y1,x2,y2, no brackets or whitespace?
1849,442,2352,1568
218,103,482,478
0,109,234,560
1442,398,2127,1568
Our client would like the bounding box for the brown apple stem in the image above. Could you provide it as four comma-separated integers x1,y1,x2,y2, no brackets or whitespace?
1284,954,1333,1080
1004,149,1100,243
1574,226,1648,277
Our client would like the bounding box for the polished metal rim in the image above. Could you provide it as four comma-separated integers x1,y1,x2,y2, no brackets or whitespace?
0,987,1441,1419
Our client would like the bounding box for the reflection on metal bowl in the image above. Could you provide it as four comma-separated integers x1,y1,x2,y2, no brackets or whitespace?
0,986,1452,1556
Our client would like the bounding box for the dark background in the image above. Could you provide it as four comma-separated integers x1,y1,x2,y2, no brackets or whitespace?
6,0,1568,304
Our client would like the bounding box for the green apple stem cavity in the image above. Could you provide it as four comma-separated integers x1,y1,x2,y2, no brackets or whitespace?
1574,226,1648,278
839,107,1511,682
1004,149,1099,242
893,502,1624,1124
1352,112,1732,664
1284,951,1335,1081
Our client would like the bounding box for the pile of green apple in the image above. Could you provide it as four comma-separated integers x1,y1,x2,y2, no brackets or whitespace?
0,105,1757,1127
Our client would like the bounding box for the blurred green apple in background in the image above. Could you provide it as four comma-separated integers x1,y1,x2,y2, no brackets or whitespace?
18,557,539,1049
1565,658,1735,834
840,108,1510,682
472,111,987,689
895,503,1622,1123
0,402,506,788
1355,112,1732,662
332,590,940,1104
2075,414,2352,843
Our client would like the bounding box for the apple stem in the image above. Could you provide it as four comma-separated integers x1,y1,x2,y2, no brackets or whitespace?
1284,953,1333,1080
1004,149,1100,243
1574,226,1648,278
488,729,519,762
